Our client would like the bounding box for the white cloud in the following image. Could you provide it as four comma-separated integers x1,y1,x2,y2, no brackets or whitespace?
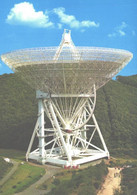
118,22,127,29
81,20,99,27
53,7,99,29
81,29,86,33
6,2,54,28
132,30,136,36
118,30,126,36
116,22,127,36
108,33,116,38
57,23,62,29
108,22,127,37
6,4,99,31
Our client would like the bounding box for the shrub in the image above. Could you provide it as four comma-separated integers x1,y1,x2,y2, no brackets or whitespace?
52,178,60,185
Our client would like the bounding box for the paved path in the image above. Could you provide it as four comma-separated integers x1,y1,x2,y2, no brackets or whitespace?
0,159,19,186
15,164,61,195
97,167,121,195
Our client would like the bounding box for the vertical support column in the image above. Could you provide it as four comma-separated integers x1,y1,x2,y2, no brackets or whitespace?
92,114,109,157
81,110,87,148
38,99,45,160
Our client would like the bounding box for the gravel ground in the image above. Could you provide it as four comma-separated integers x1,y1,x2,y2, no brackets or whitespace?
97,167,121,195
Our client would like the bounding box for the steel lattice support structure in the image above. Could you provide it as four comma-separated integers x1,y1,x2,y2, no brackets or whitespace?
1,29,133,167
26,88,109,166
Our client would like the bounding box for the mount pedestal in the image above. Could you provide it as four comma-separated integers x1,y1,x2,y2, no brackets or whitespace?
26,88,109,167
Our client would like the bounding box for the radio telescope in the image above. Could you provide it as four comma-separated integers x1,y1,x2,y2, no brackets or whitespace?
1,29,133,167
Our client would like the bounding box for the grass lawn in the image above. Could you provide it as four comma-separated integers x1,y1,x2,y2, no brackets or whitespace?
0,162,45,195
0,149,45,195
39,170,72,191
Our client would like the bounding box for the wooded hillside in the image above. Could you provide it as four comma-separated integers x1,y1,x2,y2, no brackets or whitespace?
0,73,137,157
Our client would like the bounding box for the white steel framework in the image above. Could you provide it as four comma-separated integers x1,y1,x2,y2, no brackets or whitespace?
1,29,133,167
26,88,109,166
1,30,133,95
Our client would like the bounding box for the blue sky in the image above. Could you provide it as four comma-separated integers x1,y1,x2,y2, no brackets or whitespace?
0,0,137,77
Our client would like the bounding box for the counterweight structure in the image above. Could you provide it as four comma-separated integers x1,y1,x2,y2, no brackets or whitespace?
1,29,133,167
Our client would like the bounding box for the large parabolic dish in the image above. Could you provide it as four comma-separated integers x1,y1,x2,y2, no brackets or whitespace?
1,30,133,167
1,31,133,95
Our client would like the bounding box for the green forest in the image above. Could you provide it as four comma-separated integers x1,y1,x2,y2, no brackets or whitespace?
0,73,137,158
120,163,137,195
